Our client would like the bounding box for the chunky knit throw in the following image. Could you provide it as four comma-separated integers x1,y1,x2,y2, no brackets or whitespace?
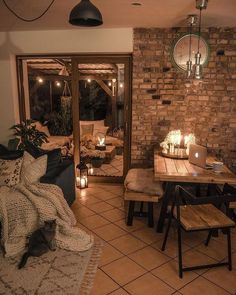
0,182,93,257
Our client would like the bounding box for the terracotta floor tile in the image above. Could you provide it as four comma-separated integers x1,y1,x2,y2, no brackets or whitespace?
93,223,126,242
99,243,124,267
109,288,129,295
211,231,236,250
152,234,190,258
179,276,230,295
152,260,199,290
110,234,146,255
203,267,236,294
104,185,124,196
73,185,235,295
124,273,174,295
90,269,119,295
71,204,95,219
175,249,217,275
100,208,125,222
195,238,229,261
115,219,146,232
80,214,110,230
78,195,101,206
106,197,124,208
132,227,160,244
181,231,207,247
93,189,117,201
89,201,114,213
129,246,170,270
101,256,146,286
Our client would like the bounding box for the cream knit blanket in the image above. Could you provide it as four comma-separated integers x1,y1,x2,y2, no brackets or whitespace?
0,182,93,257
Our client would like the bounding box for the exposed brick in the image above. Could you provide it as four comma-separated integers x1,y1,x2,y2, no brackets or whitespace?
132,27,236,172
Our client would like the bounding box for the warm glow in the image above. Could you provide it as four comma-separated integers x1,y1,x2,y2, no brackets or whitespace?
87,79,91,83
108,81,112,86
160,130,196,156
119,83,124,88
37,77,43,83
76,176,88,189
55,81,61,87
98,137,105,146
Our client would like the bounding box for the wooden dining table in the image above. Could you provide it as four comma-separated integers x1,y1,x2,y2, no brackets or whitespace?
154,150,236,232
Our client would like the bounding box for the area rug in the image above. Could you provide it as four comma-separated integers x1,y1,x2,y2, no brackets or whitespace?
0,239,103,295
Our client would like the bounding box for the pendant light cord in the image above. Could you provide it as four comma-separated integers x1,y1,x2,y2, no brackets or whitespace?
188,22,193,61
197,8,202,52
2,0,55,22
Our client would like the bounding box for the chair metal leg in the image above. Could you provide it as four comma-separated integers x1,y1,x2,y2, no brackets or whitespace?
177,224,183,278
127,201,135,226
161,210,172,251
205,230,212,246
157,182,173,233
147,202,154,227
227,228,232,271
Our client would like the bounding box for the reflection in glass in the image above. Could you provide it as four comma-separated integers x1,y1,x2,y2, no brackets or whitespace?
79,63,124,177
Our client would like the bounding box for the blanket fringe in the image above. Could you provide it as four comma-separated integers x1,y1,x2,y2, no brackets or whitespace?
79,238,104,295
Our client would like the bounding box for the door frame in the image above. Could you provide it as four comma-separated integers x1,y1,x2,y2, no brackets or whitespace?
16,53,132,182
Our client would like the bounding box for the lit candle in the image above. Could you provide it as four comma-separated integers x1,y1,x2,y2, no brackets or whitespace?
184,135,189,146
169,144,175,154
80,177,86,189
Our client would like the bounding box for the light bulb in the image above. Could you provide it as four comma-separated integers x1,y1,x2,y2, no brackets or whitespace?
55,81,61,87
119,83,124,88
87,79,91,83
37,77,43,83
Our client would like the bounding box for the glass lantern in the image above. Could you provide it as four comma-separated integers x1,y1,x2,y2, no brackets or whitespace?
76,162,88,189
95,132,106,151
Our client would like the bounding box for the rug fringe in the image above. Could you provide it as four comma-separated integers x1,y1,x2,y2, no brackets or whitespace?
79,238,104,295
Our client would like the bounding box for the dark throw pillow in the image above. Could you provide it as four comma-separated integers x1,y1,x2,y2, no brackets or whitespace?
0,144,24,160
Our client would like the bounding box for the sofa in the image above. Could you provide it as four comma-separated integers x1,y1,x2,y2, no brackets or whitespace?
0,144,75,206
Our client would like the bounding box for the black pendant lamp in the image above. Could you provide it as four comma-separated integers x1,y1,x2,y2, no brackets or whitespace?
69,0,103,27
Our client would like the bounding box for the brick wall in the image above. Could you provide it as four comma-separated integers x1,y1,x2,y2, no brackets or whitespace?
132,27,236,172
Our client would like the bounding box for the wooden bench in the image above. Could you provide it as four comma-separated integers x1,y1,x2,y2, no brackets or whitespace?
124,168,163,227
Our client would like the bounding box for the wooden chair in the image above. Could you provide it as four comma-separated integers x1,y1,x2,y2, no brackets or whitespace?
124,168,163,227
205,183,236,245
161,185,235,278
224,183,236,220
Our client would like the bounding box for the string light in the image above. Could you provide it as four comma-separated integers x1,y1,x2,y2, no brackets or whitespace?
37,77,44,84
55,81,61,87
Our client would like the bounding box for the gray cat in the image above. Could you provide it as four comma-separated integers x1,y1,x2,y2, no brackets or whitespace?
18,220,57,269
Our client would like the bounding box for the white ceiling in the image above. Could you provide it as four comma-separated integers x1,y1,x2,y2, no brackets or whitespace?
0,0,236,32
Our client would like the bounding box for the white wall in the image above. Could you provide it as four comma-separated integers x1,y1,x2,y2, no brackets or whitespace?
0,28,133,145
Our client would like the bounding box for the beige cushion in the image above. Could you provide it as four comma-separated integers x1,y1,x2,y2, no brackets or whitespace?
80,120,104,127
0,158,23,187
81,124,94,136
124,168,163,196
21,152,47,184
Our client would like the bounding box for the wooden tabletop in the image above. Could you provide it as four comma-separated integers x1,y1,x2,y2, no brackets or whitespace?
154,151,236,185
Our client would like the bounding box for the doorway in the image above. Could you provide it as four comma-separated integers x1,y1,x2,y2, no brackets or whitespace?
16,54,132,181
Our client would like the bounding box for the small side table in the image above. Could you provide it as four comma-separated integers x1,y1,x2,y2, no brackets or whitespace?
104,146,116,164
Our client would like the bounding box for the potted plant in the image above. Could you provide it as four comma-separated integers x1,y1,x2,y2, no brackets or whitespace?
10,119,48,150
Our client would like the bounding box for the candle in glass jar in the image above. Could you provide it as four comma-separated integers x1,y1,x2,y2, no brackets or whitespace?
80,177,86,189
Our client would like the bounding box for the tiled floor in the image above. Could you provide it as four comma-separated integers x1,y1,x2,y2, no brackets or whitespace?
92,155,123,177
71,184,236,295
